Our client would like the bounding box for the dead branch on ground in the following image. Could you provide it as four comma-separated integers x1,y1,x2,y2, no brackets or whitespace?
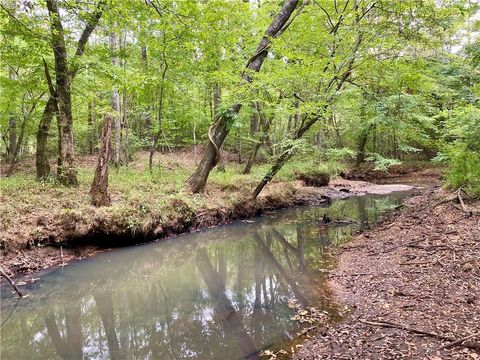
0,267,24,298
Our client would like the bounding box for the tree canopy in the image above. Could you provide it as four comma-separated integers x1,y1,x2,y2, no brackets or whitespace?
1,0,479,196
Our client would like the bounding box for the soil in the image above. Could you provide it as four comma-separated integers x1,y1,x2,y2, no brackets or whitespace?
342,163,444,186
294,188,480,360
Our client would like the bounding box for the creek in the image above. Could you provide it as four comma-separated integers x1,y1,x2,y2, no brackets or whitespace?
1,190,414,360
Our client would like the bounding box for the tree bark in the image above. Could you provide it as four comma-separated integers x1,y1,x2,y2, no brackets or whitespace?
46,0,78,186
212,82,225,171
37,0,104,180
110,28,121,168
8,67,17,162
87,101,95,155
90,115,112,207
36,97,57,180
7,95,42,176
187,0,300,193
252,19,365,198
148,57,168,172
122,90,129,165
356,130,369,167
249,107,260,136
242,103,270,174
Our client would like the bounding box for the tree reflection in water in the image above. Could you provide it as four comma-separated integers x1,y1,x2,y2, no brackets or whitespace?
1,191,412,360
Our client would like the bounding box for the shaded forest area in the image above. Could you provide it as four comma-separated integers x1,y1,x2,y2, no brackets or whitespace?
1,0,478,191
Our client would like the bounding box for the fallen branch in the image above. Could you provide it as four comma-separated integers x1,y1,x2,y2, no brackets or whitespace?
0,267,24,298
382,238,426,253
359,319,480,350
434,332,480,352
457,187,473,216
432,195,457,208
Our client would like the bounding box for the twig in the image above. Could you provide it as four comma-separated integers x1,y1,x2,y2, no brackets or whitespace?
432,195,457,208
457,187,473,216
360,319,480,350
0,267,23,298
382,238,426,253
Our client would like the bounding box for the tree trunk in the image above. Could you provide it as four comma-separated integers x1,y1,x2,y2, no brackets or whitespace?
122,90,129,165
7,95,43,176
46,0,78,186
38,0,104,181
36,97,57,180
243,103,270,174
8,67,17,162
252,146,295,198
356,131,369,167
187,0,300,193
249,108,260,136
87,101,95,155
213,82,225,172
148,58,168,172
90,115,112,207
110,29,121,168
252,113,323,198
8,116,17,162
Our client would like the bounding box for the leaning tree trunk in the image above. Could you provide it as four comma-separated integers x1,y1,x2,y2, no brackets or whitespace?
212,82,225,172
252,24,365,198
187,0,300,193
90,115,112,207
252,145,295,199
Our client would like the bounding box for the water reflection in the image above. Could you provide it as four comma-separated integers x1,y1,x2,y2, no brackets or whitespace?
1,191,411,360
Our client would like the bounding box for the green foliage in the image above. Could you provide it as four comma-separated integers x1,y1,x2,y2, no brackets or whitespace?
0,0,479,196
366,153,402,172
444,145,480,196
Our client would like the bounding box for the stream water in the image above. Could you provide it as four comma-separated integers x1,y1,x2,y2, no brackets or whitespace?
1,190,414,360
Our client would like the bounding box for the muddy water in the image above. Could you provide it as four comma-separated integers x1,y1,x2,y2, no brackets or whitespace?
1,191,413,360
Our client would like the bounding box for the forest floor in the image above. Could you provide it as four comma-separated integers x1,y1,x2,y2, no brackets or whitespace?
0,148,440,278
295,188,480,360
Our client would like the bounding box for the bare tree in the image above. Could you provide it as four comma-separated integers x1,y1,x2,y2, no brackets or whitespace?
90,115,113,207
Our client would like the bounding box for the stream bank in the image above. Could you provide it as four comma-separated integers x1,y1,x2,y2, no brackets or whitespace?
1,175,419,278
294,189,480,360
1,185,417,360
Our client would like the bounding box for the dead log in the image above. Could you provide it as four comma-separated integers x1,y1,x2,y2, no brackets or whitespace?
0,267,23,298
90,114,112,207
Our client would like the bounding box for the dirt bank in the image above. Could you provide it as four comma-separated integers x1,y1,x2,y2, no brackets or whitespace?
0,173,422,281
295,189,480,359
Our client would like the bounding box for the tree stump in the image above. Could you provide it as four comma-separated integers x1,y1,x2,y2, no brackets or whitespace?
90,114,112,207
